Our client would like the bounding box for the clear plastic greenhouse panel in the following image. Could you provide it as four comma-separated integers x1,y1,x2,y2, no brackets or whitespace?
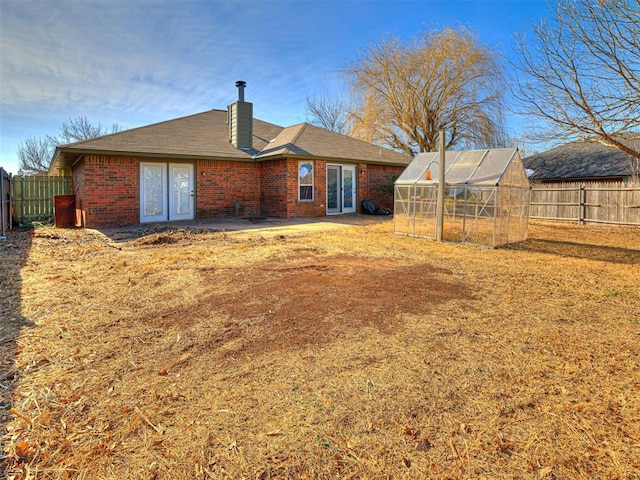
393,148,531,248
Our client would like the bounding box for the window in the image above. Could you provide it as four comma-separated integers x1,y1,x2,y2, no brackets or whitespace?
299,161,314,201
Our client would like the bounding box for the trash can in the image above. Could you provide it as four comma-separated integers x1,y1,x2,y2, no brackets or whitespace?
54,195,76,227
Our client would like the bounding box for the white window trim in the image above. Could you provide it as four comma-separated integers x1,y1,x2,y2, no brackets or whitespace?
298,160,314,201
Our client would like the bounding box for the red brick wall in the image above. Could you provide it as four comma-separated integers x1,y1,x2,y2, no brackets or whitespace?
80,155,139,227
357,164,369,211
259,159,288,217
260,158,326,217
287,158,326,217
72,154,407,227
196,160,261,218
363,164,405,211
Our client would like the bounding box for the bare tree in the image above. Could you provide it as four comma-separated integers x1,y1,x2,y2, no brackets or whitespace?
16,136,57,174
58,116,119,144
305,94,351,134
17,117,121,174
343,27,506,154
512,0,640,159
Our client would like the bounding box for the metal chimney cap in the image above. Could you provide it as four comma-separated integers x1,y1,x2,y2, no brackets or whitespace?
236,80,247,102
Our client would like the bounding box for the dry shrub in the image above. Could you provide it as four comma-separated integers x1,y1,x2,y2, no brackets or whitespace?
1,220,639,479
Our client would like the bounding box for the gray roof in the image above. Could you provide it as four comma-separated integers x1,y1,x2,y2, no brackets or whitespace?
524,139,639,181
256,122,410,164
50,109,410,171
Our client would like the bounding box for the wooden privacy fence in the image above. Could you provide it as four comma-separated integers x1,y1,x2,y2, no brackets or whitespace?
530,181,640,225
2,174,73,227
1,167,10,237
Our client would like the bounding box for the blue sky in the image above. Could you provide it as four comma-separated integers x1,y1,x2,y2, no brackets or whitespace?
0,0,552,174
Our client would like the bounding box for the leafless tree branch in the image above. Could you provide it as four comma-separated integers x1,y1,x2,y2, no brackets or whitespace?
17,117,121,174
511,0,640,159
305,94,351,134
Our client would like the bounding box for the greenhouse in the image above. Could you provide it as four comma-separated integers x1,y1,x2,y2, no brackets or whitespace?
394,148,530,247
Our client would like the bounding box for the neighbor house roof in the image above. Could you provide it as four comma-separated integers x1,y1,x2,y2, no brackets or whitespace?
50,109,410,172
524,139,639,181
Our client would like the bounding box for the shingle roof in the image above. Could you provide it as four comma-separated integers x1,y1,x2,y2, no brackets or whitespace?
51,109,410,171
524,139,639,181
50,110,283,170
255,123,410,165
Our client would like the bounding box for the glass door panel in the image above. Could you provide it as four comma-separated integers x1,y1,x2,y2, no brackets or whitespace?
342,166,356,213
327,165,357,214
140,163,167,222
327,166,340,214
169,164,194,220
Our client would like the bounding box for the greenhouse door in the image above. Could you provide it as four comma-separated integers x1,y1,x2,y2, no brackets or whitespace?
140,163,194,223
327,165,356,214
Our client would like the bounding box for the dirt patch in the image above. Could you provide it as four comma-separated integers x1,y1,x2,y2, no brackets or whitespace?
154,255,468,357
130,227,212,245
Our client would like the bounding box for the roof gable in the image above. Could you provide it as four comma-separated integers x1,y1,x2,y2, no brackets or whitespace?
256,123,410,165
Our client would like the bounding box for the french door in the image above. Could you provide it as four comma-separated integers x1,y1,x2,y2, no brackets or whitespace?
327,165,356,214
140,162,194,222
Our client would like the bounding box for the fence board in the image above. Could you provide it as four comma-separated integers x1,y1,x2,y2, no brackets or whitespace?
530,181,640,225
12,175,73,225
1,167,10,237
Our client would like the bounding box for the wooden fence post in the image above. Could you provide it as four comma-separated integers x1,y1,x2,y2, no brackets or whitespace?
0,167,6,238
20,175,25,225
579,184,585,224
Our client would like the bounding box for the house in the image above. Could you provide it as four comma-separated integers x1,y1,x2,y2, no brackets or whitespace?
524,138,640,184
49,81,410,227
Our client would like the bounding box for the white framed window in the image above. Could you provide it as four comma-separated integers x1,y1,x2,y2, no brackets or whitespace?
298,161,314,201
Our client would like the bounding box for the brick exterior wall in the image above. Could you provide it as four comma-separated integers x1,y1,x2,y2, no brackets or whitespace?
362,164,405,211
196,160,261,218
260,158,327,217
77,155,139,227
287,158,326,217
259,159,289,217
73,154,407,227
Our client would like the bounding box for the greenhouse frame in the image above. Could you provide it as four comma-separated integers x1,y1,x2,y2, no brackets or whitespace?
394,148,531,247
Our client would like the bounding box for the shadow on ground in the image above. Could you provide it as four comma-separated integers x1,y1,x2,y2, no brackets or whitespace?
516,237,640,265
0,229,34,469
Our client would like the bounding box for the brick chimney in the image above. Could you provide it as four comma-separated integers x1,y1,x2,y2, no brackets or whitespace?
228,80,253,150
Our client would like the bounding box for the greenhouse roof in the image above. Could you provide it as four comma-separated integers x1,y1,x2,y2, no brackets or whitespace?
396,147,521,186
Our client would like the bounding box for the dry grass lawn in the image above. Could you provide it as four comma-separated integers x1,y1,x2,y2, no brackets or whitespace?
1,219,639,479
